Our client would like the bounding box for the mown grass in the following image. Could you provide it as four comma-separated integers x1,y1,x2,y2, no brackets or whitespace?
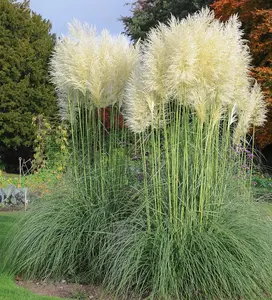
0,212,62,300
0,274,62,300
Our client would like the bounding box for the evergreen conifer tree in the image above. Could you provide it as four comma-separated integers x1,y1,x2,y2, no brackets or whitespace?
0,0,58,170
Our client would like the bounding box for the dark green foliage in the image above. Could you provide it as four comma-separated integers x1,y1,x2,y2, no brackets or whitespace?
121,0,214,42
252,173,272,199
0,0,58,166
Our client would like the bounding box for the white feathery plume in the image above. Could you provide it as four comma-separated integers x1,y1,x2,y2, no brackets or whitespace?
53,21,97,95
50,20,140,119
144,8,253,128
124,8,266,143
165,17,198,102
50,21,97,118
123,67,156,133
95,32,140,108
233,90,254,144
86,30,140,108
187,88,209,124
233,81,266,145
223,14,252,112
142,22,171,104
51,11,265,139
228,103,238,126
124,8,258,132
250,82,267,127
169,9,237,125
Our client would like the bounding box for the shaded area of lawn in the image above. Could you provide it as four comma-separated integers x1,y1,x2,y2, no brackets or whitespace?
0,212,61,300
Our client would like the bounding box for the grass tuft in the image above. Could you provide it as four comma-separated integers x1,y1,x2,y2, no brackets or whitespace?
2,171,140,284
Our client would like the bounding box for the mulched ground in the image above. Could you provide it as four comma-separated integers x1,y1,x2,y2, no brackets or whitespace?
15,278,114,299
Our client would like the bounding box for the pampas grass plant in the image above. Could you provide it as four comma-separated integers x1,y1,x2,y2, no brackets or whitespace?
4,9,272,300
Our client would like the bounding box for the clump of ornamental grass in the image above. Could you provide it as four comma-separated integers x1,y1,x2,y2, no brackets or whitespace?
3,21,140,283
123,9,267,232
4,9,272,300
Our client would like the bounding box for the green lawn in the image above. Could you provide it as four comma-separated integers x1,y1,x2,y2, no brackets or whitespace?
0,275,61,300
0,212,62,300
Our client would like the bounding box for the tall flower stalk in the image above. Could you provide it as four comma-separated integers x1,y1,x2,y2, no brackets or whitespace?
50,21,139,202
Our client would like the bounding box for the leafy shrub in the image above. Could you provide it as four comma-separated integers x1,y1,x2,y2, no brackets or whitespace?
32,115,69,171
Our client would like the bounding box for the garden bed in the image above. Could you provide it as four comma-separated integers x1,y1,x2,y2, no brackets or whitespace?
0,205,24,212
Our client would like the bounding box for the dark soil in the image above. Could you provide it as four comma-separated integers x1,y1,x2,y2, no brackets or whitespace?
0,205,25,212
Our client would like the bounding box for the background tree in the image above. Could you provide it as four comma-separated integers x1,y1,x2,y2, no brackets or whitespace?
121,0,214,42
211,0,272,149
0,0,58,171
